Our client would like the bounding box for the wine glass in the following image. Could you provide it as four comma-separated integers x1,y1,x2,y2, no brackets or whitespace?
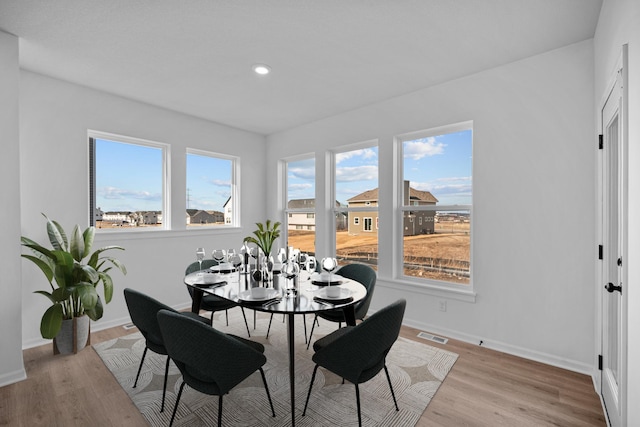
229,252,243,281
321,257,338,285
196,247,206,270
212,249,227,265
283,261,300,297
240,241,251,274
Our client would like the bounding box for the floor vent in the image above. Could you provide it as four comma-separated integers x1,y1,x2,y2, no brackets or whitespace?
417,331,448,344
122,323,136,330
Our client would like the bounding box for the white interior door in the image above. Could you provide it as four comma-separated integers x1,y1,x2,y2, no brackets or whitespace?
600,57,626,427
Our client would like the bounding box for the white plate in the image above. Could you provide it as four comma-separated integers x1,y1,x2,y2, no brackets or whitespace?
238,288,280,303
209,263,237,274
310,273,344,286
316,287,351,300
194,273,228,287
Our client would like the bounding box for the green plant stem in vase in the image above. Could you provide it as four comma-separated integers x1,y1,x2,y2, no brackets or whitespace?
244,220,281,285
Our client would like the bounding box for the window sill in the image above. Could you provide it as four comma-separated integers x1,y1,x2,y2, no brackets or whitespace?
94,226,245,241
377,275,476,303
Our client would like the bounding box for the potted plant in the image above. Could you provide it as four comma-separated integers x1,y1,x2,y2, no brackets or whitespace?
21,214,127,354
244,219,281,257
244,220,281,283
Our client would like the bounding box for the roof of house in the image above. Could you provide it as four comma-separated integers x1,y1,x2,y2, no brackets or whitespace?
288,198,342,208
348,187,438,203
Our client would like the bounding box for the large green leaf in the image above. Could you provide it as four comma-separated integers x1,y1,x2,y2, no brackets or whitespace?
85,296,103,321
87,246,124,268
45,215,67,251
40,304,64,339
69,225,85,262
76,283,98,310
82,226,95,259
99,272,114,303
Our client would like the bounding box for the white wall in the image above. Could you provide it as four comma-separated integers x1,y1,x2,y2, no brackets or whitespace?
594,0,640,424
0,32,26,386
266,41,596,373
19,71,267,348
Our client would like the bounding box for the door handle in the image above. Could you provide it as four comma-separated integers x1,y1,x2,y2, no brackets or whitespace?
605,282,622,294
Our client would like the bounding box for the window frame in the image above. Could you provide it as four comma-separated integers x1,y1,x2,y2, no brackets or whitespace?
185,148,240,229
282,153,317,255
395,121,473,292
331,140,379,265
88,130,170,232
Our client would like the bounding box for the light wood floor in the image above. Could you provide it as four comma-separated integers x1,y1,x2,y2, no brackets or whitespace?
0,313,606,426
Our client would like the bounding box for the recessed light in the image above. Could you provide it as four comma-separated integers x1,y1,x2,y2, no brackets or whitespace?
252,64,271,75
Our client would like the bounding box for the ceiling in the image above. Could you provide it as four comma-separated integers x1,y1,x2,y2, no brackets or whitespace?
0,0,602,135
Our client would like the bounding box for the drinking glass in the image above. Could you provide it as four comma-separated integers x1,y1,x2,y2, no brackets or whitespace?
196,247,206,270
283,261,300,297
212,249,227,264
321,257,338,285
230,252,243,281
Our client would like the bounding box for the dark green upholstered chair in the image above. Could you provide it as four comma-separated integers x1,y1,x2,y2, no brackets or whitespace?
185,260,251,336
302,299,406,427
157,309,276,427
307,263,377,348
123,288,209,412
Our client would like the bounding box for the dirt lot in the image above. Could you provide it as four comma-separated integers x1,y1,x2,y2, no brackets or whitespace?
287,223,470,284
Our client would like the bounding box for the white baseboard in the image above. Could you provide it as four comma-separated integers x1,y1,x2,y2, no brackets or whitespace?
0,368,27,388
403,317,595,376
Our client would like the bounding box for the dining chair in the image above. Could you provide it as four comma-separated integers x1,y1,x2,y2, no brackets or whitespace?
123,288,210,412
185,260,251,336
157,309,276,427
307,262,377,348
302,299,407,427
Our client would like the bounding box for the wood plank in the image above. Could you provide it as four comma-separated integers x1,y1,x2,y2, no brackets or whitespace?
0,319,605,426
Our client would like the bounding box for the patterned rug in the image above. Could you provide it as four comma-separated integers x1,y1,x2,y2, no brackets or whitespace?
93,308,458,426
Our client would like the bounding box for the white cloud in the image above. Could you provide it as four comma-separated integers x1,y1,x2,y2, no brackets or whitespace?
99,186,161,201
403,137,445,160
289,167,315,180
336,165,378,182
336,148,377,164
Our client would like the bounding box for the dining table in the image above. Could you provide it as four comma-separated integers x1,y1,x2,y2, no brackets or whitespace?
184,265,367,426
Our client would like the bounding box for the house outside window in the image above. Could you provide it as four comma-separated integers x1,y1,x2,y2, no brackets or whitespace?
334,143,378,267
397,122,472,286
284,156,316,255
186,149,238,228
89,131,167,230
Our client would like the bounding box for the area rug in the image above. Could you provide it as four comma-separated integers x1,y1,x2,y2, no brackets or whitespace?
93,309,458,426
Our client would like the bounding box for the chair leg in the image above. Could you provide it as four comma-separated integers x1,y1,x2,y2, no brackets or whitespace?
253,310,256,329
384,364,399,411
303,364,320,416
170,381,186,427
266,314,274,338
258,367,276,417
133,346,148,388
306,314,318,350
355,383,362,427
161,356,170,412
240,307,251,337
225,309,229,326
217,395,223,427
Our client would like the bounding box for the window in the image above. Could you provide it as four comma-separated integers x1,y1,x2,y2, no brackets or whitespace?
186,150,238,227
89,131,167,229
285,156,316,255
398,123,472,286
334,144,378,267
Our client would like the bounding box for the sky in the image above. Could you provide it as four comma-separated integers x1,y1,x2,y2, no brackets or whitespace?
287,129,472,206
95,139,232,213
96,129,472,213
